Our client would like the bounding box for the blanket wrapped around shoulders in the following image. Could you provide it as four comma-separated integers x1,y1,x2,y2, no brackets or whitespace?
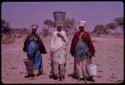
70,31,95,57
23,33,47,54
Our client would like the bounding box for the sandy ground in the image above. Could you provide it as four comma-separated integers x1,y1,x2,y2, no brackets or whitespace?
1,34,124,84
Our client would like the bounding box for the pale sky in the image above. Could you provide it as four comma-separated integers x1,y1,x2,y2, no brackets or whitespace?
1,1,123,32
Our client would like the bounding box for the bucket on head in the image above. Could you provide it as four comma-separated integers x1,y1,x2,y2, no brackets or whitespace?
86,64,97,76
53,11,66,26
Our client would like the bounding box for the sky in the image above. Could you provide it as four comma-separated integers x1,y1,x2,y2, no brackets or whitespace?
1,1,123,32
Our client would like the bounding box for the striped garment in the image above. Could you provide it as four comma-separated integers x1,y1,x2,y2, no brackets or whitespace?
73,36,91,59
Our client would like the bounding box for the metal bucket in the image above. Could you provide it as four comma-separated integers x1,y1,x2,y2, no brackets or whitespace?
86,64,97,76
53,11,66,26
23,58,33,74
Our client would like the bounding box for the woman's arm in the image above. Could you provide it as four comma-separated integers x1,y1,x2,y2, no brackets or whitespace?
87,33,95,56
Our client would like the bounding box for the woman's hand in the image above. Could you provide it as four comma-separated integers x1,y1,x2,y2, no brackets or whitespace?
57,33,66,42
57,33,63,38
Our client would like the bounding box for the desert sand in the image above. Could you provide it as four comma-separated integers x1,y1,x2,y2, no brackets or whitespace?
1,34,124,84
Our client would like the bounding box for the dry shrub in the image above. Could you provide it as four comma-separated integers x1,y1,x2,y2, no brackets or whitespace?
2,35,15,44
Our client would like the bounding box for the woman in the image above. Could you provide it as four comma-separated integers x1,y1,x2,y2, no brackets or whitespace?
23,24,47,78
50,25,68,81
70,21,95,82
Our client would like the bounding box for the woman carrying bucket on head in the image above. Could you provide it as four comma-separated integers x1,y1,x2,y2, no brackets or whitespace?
70,20,96,82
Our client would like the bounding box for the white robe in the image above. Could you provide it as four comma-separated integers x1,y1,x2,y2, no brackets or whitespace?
50,30,68,64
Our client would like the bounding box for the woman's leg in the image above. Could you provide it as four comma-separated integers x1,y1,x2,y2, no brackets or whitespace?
50,51,53,74
73,58,77,78
59,64,65,81
75,58,82,79
53,61,59,78
36,68,43,76
81,59,88,78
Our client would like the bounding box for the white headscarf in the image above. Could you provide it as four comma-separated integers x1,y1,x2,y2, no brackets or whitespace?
79,20,87,27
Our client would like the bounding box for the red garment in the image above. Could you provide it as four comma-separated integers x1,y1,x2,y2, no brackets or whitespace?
70,31,95,57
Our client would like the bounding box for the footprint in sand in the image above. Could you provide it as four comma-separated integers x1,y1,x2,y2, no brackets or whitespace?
113,61,117,63
19,71,24,74
109,56,114,60
107,49,110,51
111,76,115,79
2,76,5,79
111,76,117,79
110,68,112,71
111,64,114,66
11,67,18,70
10,70,13,73
112,73,115,75
16,55,19,57
96,63,100,66
70,63,73,64
48,63,50,65
5,73,9,76
98,70,102,73
114,50,119,52
96,75,102,78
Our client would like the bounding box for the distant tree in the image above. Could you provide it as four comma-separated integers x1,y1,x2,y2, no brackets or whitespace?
92,16,123,36
42,25,52,37
105,22,118,33
43,18,76,35
2,19,6,25
63,17,75,33
42,19,55,37
92,24,108,36
1,19,11,34
64,18,75,28
43,19,56,28
105,22,117,30
114,17,123,28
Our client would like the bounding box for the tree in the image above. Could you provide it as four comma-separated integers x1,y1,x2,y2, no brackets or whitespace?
105,22,117,30
1,19,11,34
42,25,52,37
92,24,108,36
63,17,75,33
43,18,76,35
2,19,6,25
64,18,75,28
114,17,123,28
43,19,55,37
114,17,123,26
43,19,56,28
105,22,118,33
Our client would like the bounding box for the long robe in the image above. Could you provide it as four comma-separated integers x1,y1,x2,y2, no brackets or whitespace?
23,33,47,71
70,31,95,78
50,30,68,77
